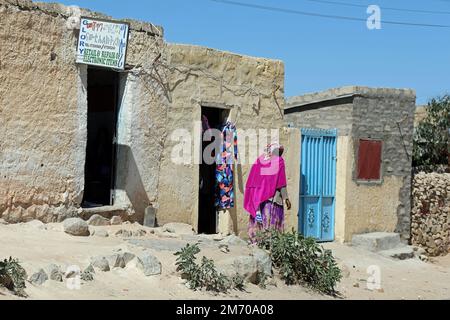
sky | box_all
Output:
[39,0,450,105]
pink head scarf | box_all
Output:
[244,143,287,218]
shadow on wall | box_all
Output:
[115,144,151,224]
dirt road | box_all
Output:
[0,221,449,300]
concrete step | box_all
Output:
[379,246,415,260]
[352,232,401,252]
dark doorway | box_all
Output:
[198,107,229,234]
[82,68,119,208]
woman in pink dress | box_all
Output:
[244,143,291,243]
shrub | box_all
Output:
[174,243,245,293]
[0,257,28,297]
[256,230,342,296]
[413,95,450,169]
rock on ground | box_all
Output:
[81,270,94,282]
[29,269,48,285]
[115,229,147,238]
[136,252,162,276]
[90,256,110,272]
[216,249,272,284]
[121,252,136,265]
[87,214,111,226]
[115,229,133,238]
[84,264,95,274]
[251,248,272,276]
[221,235,248,246]
[217,256,258,283]
[92,229,109,237]
[127,238,187,252]
[23,220,47,230]
[63,218,90,237]
[106,254,126,269]
[110,216,123,225]
[45,264,63,282]
[162,223,194,235]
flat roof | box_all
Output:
[286,86,416,110]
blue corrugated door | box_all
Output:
[299,129,337,242]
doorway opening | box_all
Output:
[198,106,230,234]
[82,68,120,208]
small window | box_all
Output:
[357,139,382,181]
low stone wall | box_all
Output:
[411,172,450,256]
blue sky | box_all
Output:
[40,0,450,105]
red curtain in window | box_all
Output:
[357,139,382,180]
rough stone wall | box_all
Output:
[0,0,83,222]
[411,173,450,256]
[0,0,166,223]
[284,101,354,136]
[351,90,415,241]
[157,43,289,236]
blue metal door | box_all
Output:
[299,128,337,242]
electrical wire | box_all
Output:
[305,0,450,15]
[207,0,450,28]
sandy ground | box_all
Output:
[0,221,449,300]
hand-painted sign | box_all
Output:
[76,17,129,70]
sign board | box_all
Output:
[76,17,129,70]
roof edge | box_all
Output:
[286,86,416,110]
[1,0,163,37]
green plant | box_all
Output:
[174,243,245,293]
[231,274,245,291]
[413,95,450,168]
[256,229,342,296]
[256,272,268,289]
[199,256,229,292]
[0,257,28,297]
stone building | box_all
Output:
[0,0,416,243]
[0,0,299,238]
[285,86,416,242]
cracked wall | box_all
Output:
[157,43,293,236]
[0,0,167,223]
[0,0,298,234]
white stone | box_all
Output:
[29,269,48,285]
[136,252,162,276]
[45,264,63,282]
[23,219,47,230]
[162,223,194,235]
[87,214,110,226]
[110,216,123,225]
[63,218,90,236]
[90,256,110,272]
[92,229,109,238]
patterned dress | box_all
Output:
[215,122,238,209]
[247,188,288,244]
